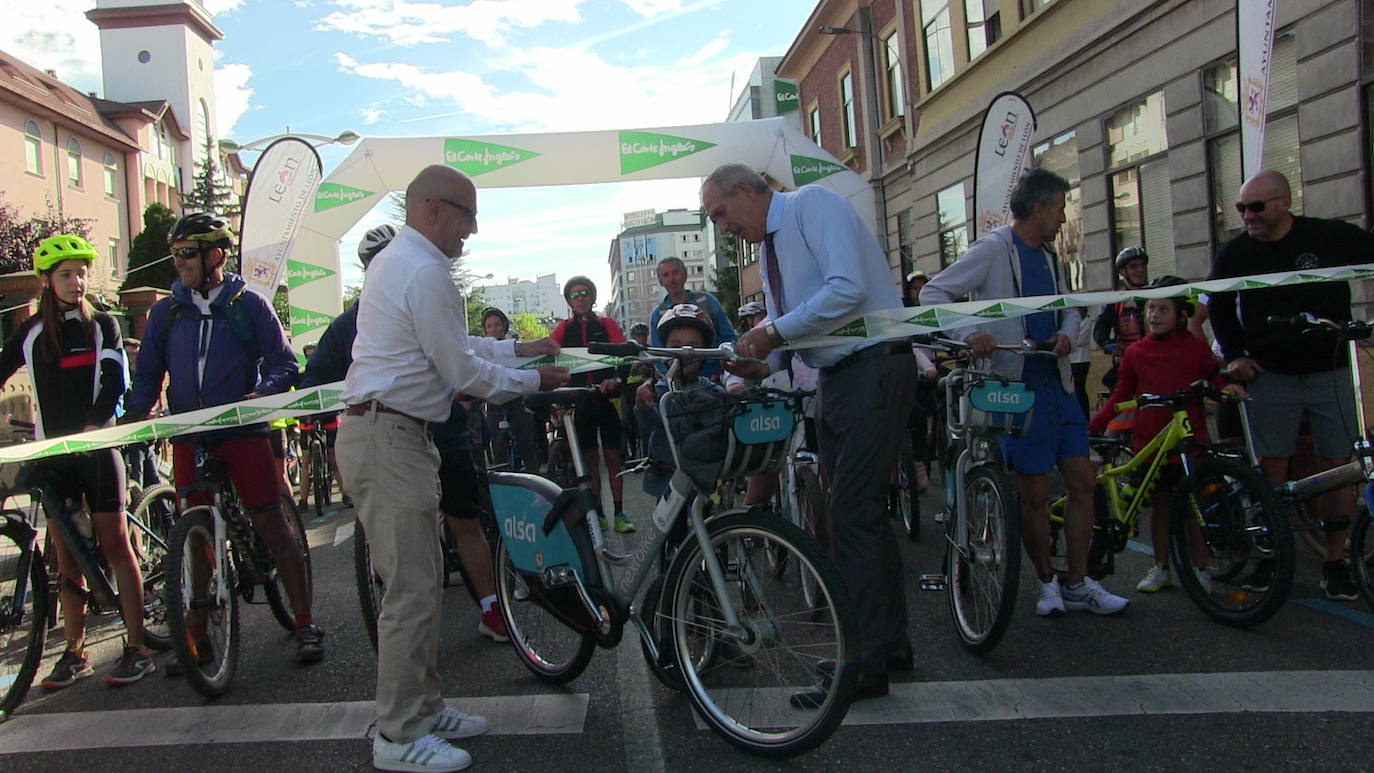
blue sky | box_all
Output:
[9,0,815,302]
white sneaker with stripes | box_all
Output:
[428,707,489,740]
[373,733,471,772]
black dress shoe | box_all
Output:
[790,671,888,709]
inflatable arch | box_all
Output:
[285,116,873,347]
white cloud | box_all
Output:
[678,32,728,68]
[214,63,255,137]
[616,0,683,16]
[2,2,104,94]
[359,106,388,125]
[315,0,586,47]
[202,0,247,14]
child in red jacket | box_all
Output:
[1089,282,1223,594]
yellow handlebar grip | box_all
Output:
[1115,400,1137,413]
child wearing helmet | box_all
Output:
[1089,276,1231,594]
[636,304,723,499]
[0,235,155,686]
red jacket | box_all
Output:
[1088,330,1219,454]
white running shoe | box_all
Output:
[428,707,489,740]
[1062,577,1130,615]
[1036,576,1066,617]
[373,733,470,772]
[1136,565,1171,593]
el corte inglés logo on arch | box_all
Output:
[790,154,846,186]
[290,307,335,336]
[314,183,376,212]
[444,138,541,176]
[619,131,716,174]
[286,259,336,289]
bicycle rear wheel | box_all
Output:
[166,508,239,698]
[947,465,1021,654]
[310,441,330,519]
[0,519,47,722]
[546,439,575,488]
[265,496,313,633]
[129,485,178,650]
[891,439,920,541]
[353,520,384,651]
[1352,502,1374,613]
[494,536,595,684]
[1170,457,1293,628]
[663,511,856,758]
[794,466,826,611]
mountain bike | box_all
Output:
[0,453,175,721]
[917,335,1053,653]
[1051,381,1292,627]
[165,444,311,697]
[299,417,333,518]
[492,341,857,758]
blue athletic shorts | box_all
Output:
[1001,360,1089,475]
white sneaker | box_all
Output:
[1036,576,1066,617]
[1062,577,1130,615]
[1194,568,1213,595]
[1136,565,1171,593]
[428,707,489,740]
[373,733,470,772]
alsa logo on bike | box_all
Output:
[503,516,538,544]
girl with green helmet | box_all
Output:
[0,235,156,687]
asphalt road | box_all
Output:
[3,475,1374,772]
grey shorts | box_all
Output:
[1246,368,1358,459]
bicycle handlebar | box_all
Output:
[1113,378,1235,414]
[1266,313,1373,341]
[588,340,768,368]
[912,334,1058,358]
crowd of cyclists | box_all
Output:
[3,161,1369,768]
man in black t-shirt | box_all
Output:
[1208,170,1374,601]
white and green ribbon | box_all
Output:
[0,263,1367,464]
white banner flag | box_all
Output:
[238,137,323,300]
[1237,0,1278,181]
[973,92,1036,239]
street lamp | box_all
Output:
[219,130,360,154]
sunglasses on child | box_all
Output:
[1234,195,1283,215]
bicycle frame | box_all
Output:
[1065,407,1197,532]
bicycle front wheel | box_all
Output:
[663,511,856,758]
[265,496,313,633]
[892,439,920,541]
[494,536,595,684]
[0,519,47,722]
[166,508,239,698]
[947,464,1021,654]
[353,520,384,651]
[310,441,330,519]
[1169,457,1293,628]
[129,485,178,650]
[1352,501,1374,613]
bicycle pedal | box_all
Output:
[919,574,947,591]
[933,511,949,524]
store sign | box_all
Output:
[774,80,799,113]
[791,154,846,185]
[619,131,716,174]
[314,182,376,213]
[444,138,541,176]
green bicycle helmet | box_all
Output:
[33,234,98,275]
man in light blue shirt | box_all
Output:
[703,163,916,705]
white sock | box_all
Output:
[481,595,496,614]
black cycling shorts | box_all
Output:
[438,449,484,519]
[573,396,622,452]
[35,448,125,514]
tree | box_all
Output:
[0,194,94,275]
[511,312,549,341]
[121,203,179,291]
[464,286,486,335]
[181,135,241,219]
[273,287,290,328]
[710,232,742,320]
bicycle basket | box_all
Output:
[961,378,1036,437]
[661,389,795,492]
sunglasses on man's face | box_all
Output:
[170,246,206,260]
[1234,195,1283,215]
[568,289,592,300]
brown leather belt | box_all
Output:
[345,401,424,425]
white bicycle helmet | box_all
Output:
[737,301,767,319]
[358,223,398,265]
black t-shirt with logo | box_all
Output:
[1208,216,1374,374]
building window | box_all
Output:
[921,0,955,90]
[1033,131,1084,290]
[66,137,82,188]
[1204,29,1300,242]
[881,28,904,119]
[840,70,858,148]
[108,238,119,274]
[1107,91,1174,276]
[966,0,989,60]
[897,208,915,277]
[1020,0,1053,18]
[197,98,212,159]
[24,120,43,175]
[809,104,822,144]
[103,153,118,197]
[936,182,969,268]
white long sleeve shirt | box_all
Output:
[340,225,539,421]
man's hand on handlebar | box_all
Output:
[536,366,571,391]
[723,359,769,381]
[964,332,996,358]
[1225,356,1263,383]
[1050,334,1072,358]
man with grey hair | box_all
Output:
[648,255,736,372]
[704,162,917,705]
[922,167,1129,619]
[338,164,569,772]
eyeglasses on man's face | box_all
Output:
[434,197,478,222]
[1235,195,1283,215]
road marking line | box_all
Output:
[616,633,667,773]
[1297,598,1374,629]
[692,670,1374,730]
[0,693,588,755]
[332,521,355,547]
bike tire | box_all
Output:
[947,464,1021,654]
[0,519,48,722]
[129,485,179,651]
[265,496,313,633]
[1169,457,1294,628]
[494,535,595,684]
[1352,503,1374,613]
[546,439,575,488]
[310,441,329,519]
[166,508,239,698]
[893,442,920,541]
[795,465,826,611]
[663,511,856,758]
[353,520,384,651]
